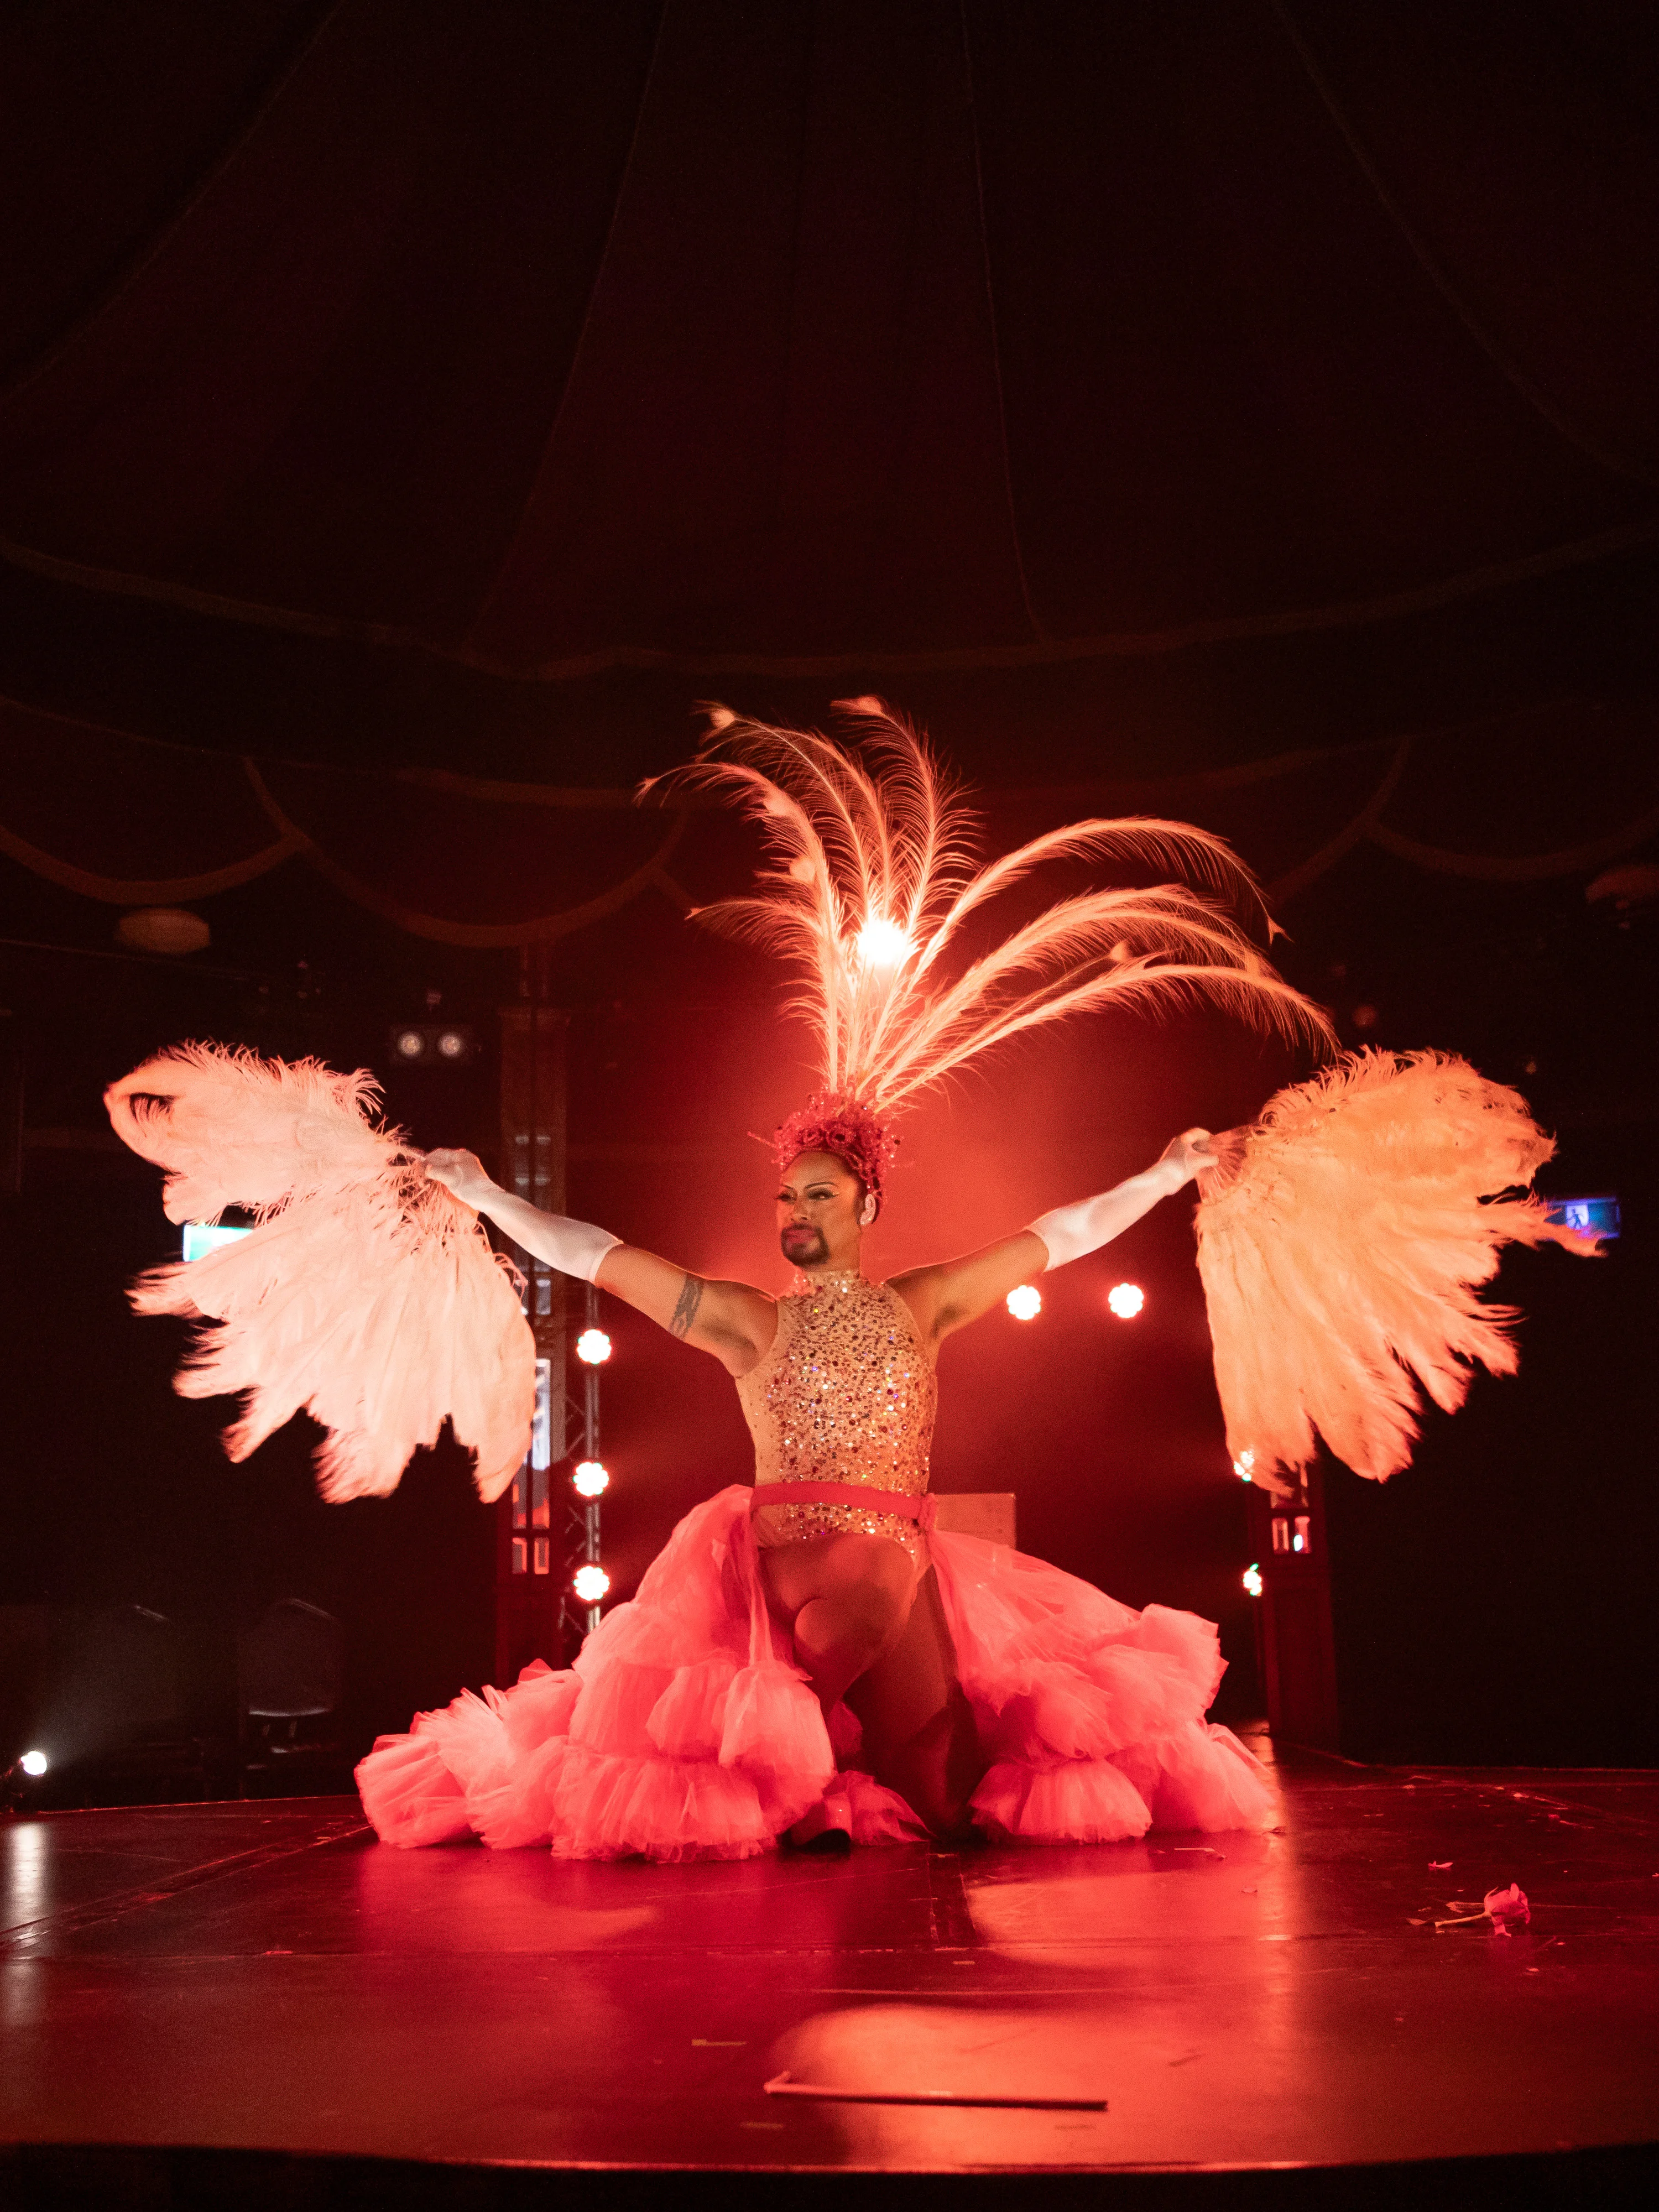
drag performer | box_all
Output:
[106,702,1594,1861]
[357,701,1326,1856]
[387,1110,1242,1852]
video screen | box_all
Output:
[1545,1196,1620,1241]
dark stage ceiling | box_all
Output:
[0,0,1656,801]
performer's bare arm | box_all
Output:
[592,1245,778,1376]
[424,1150,777,1376]
[890,1129,1214,1349]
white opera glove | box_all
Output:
[424,1149,620,1284]
[1027,1130,1212,1271]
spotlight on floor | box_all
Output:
[1107,1281,1144,1319]
[1006,1284,1042,1321]
[3,1749,49,1809]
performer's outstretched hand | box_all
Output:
[1156,1128,1214,1187]
[423,1147,498,1208]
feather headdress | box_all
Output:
[106,1045,534,1503]
[643,697,1334,1189]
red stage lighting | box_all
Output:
[1005,1284,1042,1321]
[572,1460,609,1498]
[576,1328,612,1365]
[572,1563,610,1603]
[1107,1282,1144,1319]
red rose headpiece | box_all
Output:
[772,1091,899,1205]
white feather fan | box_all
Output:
[106,1045,533,1502]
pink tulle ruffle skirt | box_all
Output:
[356,1485,1274,1859]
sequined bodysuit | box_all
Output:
[738,1270,937,1569]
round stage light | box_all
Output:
[393,1027,427,1061]
[1242,1563,1263,1599]
[855,913,912,969]
[572,1460,609,1498]
[1233,1449,1256,1482]
[1107,1281,1144,1319]
[20,1750,48,1777]
[435,1028,468,1061]
[576,1327,612,1366]
[1006,1284,1042,1321]
[572,1563,611,1603]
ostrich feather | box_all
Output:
[1193,1050,1600,1495]
[107,1045,389,1222]
[641,699,1333,1117]
[107,1044,533,1502]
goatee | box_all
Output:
[781,1227,829,1267]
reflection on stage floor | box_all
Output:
[3,1736,1657,2185]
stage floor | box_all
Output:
[3,1738,1657,2180]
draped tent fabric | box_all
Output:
[3,692,1655,948]
[0,695,691,950]
[240,760,691,949]
[0,699,298,903]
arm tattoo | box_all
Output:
[669,1274,705,1341]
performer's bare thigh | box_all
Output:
[758,1536,987,1830]
[757,1530,916,1635]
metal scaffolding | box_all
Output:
[560,1281,606,1650]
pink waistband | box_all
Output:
[750,1479,937,1531]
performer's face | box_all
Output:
[777,1150,867,1271]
